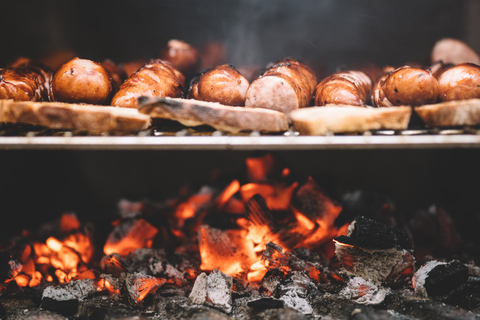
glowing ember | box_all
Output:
[104,218,158,256]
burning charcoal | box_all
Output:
[338,277,391,305]
[125,272,166,306]
[189,269,233,313]
[100,253,126,277]
[103,218,158,256]
[121,248,166,275]
[277,271,316,314]
[413,260,469,297]
[293,176,342,223]
[198,225,255,276]
[247,297,284,309]
[334,216,415,285]
[0,248,23,283]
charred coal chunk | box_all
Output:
[414,260,469,297]
[292,176,342,221]
[40,297,79,317]
[424,261,469,296]
[0,249,22,283]
[335,215,412,250]
[247,297,284,309]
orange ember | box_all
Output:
[104,218,158,256]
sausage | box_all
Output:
[51,57,113,105]
[187,64,249,106]
[431,38,480,66]
[111,59,185,109]
[314,71,372,107]
[437,63,480,102]
[245,58,317,113]
[0,58,52,102]
[100,59,127,91]
[159,39,200,78]
[122,59,148,78]
[375,66,439,107]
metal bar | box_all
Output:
[1,135,480,150]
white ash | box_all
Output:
[150,259,164,274]
[339,277,391,305]
[42,279,97,301]
[413,260,447,297]
[189,269,233,313]
[165,264,186,285]
[335,243,415,285]
[278,271,314,315]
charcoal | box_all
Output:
[125,272,166,306]
[40,297,79,317]
[9,309,67,320]
[292,176,342,221]
[334,216,415,285]
[249,307,310,320]
[381,289,480,320]
[189,269,233,313]
[277,271,316,314]
[414,260,469,297]
[42,279,97,302]
[335,216,411,250]
[0,249,23,282]
[338,277,391,305]
[0,301,6,318]
[247,297,284,309]
[103,310,149,320]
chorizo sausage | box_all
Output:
[437,63,480,102]
[314,71,372,107]
[187,64,249,106]
[51,57,113,105]
[111,59,185,109]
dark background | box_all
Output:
[1,0,479,73]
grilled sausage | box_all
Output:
[314,71,372,107]
[111,59,185,109]
[51,57,113,105]
[159,39,200,78]
[100,59,127,91]
[431,38,480,66]
[187,64,249,106]
[375,66,439,107]
[437,63,480,102]
[245,58,317,113]
[0,58,52,101]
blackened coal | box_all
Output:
[40,297,79,317]
[424,261,469,296]
[335,215,412,250]
[247,297,284,309]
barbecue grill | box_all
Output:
[1,1,480,319]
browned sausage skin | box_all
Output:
[245,58,317,113]
[187,64,249,106]
[159,39,200,78]
[315,71,372,107]
[374,66,439,107]
[100,59,127,92]
[0,58,52,102]
[51,57,113,105]
[111,59,185,109]
[437,63,480,102]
